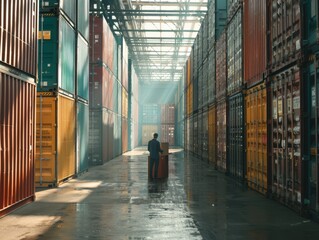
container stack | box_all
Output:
[301,0,319,218]
[37,0,89,186]
[268,0,302,210]
[88,13,123,165]
[0,0,38,216]
[121,39,129,153]
[175,78,185,147]
[243,0,268,195]
[160,104,175,146]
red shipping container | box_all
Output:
[89,64,114,110]
[0,0,38,76]
[244,0,267,87]
[89,15,114,72]
[0,71,36,217]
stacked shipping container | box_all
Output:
[0,0,38,216]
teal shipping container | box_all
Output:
[77,101,89,174]
[77,0,89,41]
[38,15,75,95]
[77,34,89,101]
[40,0,76,24]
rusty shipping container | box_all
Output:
[160,124,175,146]
[216,30,227,100]
[89,64,114,110]
[208,105,217,167]
[161,104,175,124]
[243,0,267,88]
[245,83,268,195]
[228,92,245,180]
[303,55,319,216]
[269,0,301,73]
[0,0,38,76]
[142,125,159,146]
[36,92,76,187]
[270,65,302,208]
[89,15,115,72]
[227,8,243,96]
[216,100,227,172]
[0,71,36,217]
[89,108,114,165]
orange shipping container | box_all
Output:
[208,105,217,167]
[36,92,76,187]
[245,83,267,195]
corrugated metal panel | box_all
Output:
[77,101,89,174]
[207,49,216,104]
[161,104,175,124]
[245,83,267,195]
[160,124,175,146]
[89,64,114,110]
[77,0,89,41]
[217,100,227,172]
[243,0,267,87]
[228,0,242,20]
[208,0,227,49]
[89,15,115,72]
[0,0,38,76]
[40,0,76,25]
[269,0,301,72]
[227,8,243,96]
[208,105,217,167]
[228,92,245,180]
[0,72,36,217]
[38,15,76,94]
[113,78,122,115]
[270,65,302,207]
[122,118,128,153]
[77,34,89,101]
[216,30,227,100]
[122,88,128,118]
[142,125,159,145]
[36,93,76,187]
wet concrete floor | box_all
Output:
[1,148,319,240]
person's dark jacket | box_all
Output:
[148,138,163,159]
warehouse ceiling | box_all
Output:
[91,0,207,84]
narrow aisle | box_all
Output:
[1,148,319,240]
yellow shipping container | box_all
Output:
[208,105,216,167]
[36,92,76,187]
[245,83,267,195]
[142,125,158,145]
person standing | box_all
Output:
[148,133,163,180]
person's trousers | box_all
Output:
[149,157,159,179]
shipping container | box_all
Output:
[202,14,209,61]
[122,88,128,118]
[216,30,227,100]
[303,55,319,216]
[160,124,175,146]
[185,118,191,151]
[216,100,227,172]
[207,48,216,104]
[89,108,114,165]
[142,104,160,124]
[121,38,129,91]
[114,78,122,115]
[227,92,245,180]
[270,65,302,208]
[245,83,267,194]
[77,0,89,41]
[243,0,267,88]
[40,0,76,25]
[269,0,301,73]
[193,75,199,112]
[193,113,200,156]
[227,8,243,96]
[89,15,115,72]
[76,101,89,174]
[77,34,89,101]
[38,15,76,94]
[0,0,38,76]
[198,65,203,108]
[0,71,36,217]
[36,92,76,187]
[197,26,203,70]
[228,0,242,20]
[202,59,209,106]
[89,63,114,110]
[122,117,128,153]
[201,110,209,161]
[161,104,175,124]
[142,125,159,145]
[302,0,319,52]
[208,105,217,167]
[207,0,227,50]
[113,114,122,157]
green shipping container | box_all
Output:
[77,0,89,40]
[77,101,89,174]
[40,0,76,24]
[77,34,89,101]
[38,15,76,94]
